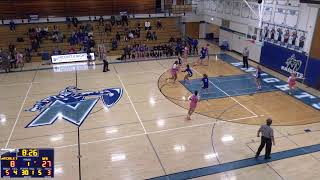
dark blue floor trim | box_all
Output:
[148,144,320,180]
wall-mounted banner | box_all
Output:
[260,42,307,78]
[51,53,95,64]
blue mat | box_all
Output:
[181,74,278,100]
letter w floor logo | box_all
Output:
[26,99,98,128]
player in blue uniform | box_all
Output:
[201,74,209,95]
[194,46,209,66]
[182,64,193,83]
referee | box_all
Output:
[255,118,275,160]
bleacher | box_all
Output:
[0,17,181,62]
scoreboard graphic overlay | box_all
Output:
[1,148,54,178]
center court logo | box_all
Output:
[281,54,303,78]
[26,86,123,128]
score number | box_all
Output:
[17,149,38,157]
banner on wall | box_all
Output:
[260,42,307,78]
[261,42,320,88]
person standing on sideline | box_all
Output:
[242,47,249,69]
[102,53,110,72]
[255,118,275,160]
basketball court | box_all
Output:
[0,41,320,180]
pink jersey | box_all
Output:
[16,53,23,64]
[171,64,178,75]
[288,76,296,87]
[189,94,199,109]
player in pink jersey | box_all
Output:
[186,90,199,120]
[288,73,304,94]
[183,46,189,64]
[167,61,179,83]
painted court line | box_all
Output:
[4,82,33,149]
[53,115,259,149]
[148,143,320,180]
[192,68,257,116]
[116,74,147,134]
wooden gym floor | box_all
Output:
[1,44,320,180]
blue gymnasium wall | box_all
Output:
[260,42,320,89]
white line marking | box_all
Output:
[53,115,261,149]
[193,68,257,116]
[54,133,146,149]
[4,82,33,149]
[116,74,147,134]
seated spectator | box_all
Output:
[116,16,122,26]
[53,25,59,34]
[128,31,134,40]
[145,20,151,30]
[110,16,116,26]
[104,23,112,33]
[9,20,15,32]
[137,22,141,30]
[169,37,175,43]
[156,20,162,29]
[24,48,32,63]
[68,46,76,54]
[36,26,41,34]
[111,39,118,50]
[52,46,62,55]
[98,16,104,26]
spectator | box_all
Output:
[169,37,175,43]
[146,30,152,41]
[116,16,122,26]
[151,31,157,41]
[24,48,31,63]
[68,46,76,54]
[8,43,15,59]
[104,23,112,34]
[121,15,129,26]
[137,22,141,30]
[156,20,162,29]
[111,39,118,50]
[116,32,121,42]
[72,17,79,27]
[102,53,110,72]
[36,26,41,34]
[0,50,10,73]
[145,20,151,30]
[98,16,104,26]
[110,16,116,26]
[128,31,134,40]
[135,28,141,38]
[192,39,199,55]
[52,46,62,55]
[9,20,16,32]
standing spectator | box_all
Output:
[151,31,157,41]
[8,43,15,59]
[137,22,141,30]
[146,30,152,41]
[102,53,110,72]
[116,32,121,42]
[110,16,116,26]
[9,20,16,32]
[242,47,249,69]
[121,15,129,26]
[25,48,31,63]
[111,39,118,50]
[145,20,151,30]
[192,39,199,55]
[98,16,104,26]
[116,16,122,26]
[156,20,162,29]
[255,118,275,160]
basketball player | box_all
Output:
[255,66,262,90]
[186,90,199,120]
[168,61,179,83]
[288,73,304,94]
[183,46,189,64]
[182,64,193,83]
[201,74,209,96]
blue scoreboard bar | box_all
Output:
[1,148,54,178]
